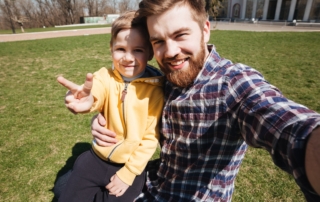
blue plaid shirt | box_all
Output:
[136,45,320,201]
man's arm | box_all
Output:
[91,113,118,146]
[305,127,320,195]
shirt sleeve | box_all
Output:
[90,68,109,113]
[228,63,320,197]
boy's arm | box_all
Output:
[57,73,94,113]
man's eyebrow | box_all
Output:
[149,27,191,42]
[172,27,190,35]
[149,36,160,42]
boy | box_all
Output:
[57,10,164,202]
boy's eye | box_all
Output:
[116,48,125,52]
[135,49,144,53]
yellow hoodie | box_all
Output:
[90,65,164,186]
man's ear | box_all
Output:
[203,20,211,43]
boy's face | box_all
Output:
[112,28,151,78]
[146,4,210,87]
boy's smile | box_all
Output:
[112,28,150,78]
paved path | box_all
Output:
[0,23,319,42]
[0,27,111,42]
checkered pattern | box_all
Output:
[135,46,320,202]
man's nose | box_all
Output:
[164,40,180,58]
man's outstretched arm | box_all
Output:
[305,127,320,195]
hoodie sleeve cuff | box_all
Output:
[116,166,136,186]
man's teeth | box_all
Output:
[171,59,185,66]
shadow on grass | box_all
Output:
[51,142,91,202]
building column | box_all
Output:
[303,0,313,21]
[262,0,270,20]
[252,0,258,19]
[274,0,283,20]
[288,0,297,21]
[241,0,248,19]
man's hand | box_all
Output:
[91,113,118,146]
[305,127,320,195]
[106,174,129,197]
[57,73,94,114]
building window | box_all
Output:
[233,3,241,18]
[246,0,254,19]
[294,0,308,20]
[309,0,320,21]
[280,0,292,20]
[256,0,265,19]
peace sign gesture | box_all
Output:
[57,73,94,114]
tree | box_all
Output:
[56,0,72,24]
[205,0,224,19]
[118,0,131,13]
[11,15,28,32]
[0,0,17,33]
[205,0,224,28]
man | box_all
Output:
[88,0,320,201]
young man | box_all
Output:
[90,0,320,201]
[56,11,164,201]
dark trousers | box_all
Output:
[58,149,146,202]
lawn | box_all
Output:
[0,30,319,201]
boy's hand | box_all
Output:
[106,174,129,197]
[57,73,94,114]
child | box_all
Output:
[57,10,164,202]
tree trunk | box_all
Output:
[4,0,16,33]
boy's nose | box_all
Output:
[123,52,134,61]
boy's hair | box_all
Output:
[137,0,208,31]
[110,10,152,56]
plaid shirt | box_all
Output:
[135,45,320,201]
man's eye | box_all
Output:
[135,49,144,52]
[177,33,186,38]
[116,48,125,51]
[153,40,163,45]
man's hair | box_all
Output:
[110,10,152,54]
[137,0,208,30]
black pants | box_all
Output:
[58,149,146,202]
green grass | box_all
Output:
[0,24,110,34]
[0,31,319,201]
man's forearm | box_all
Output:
[305,127,320,195]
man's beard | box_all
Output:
[158,41,206,88]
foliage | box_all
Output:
[205,0,224,19]
[0,0,137,32]
[0,31,319,201]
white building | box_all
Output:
[217,0,320,22]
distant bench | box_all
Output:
[294,22,320,27]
